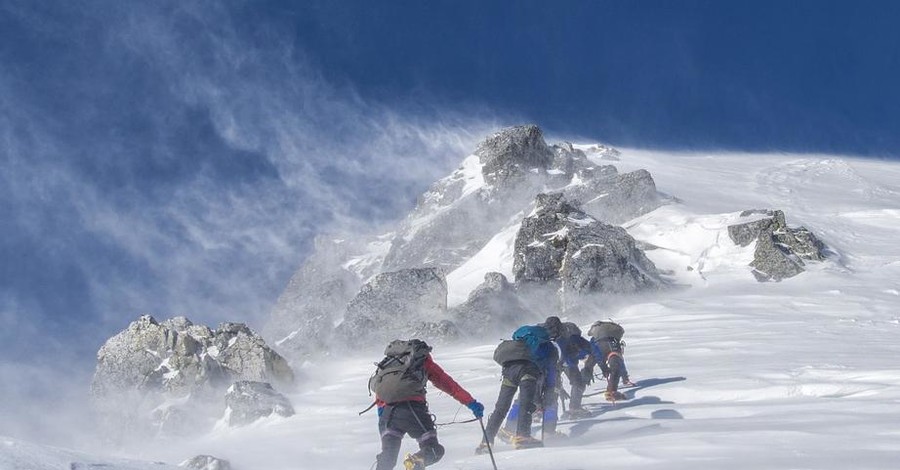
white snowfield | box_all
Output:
[4,148,900,469]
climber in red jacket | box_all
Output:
[369,339,484,470]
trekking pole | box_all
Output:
[478,417,499,470]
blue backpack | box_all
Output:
[512,325,551,361]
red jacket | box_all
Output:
[376,354,474,407]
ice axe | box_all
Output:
[477,417,499,470]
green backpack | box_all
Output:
[368,339,432,404]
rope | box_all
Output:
[435,417,479,427]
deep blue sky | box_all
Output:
[282,0,900,155]
[1,0,899,428]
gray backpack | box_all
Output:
[588,320,625,340]
[368,339,432,404]
[492,339,533,366]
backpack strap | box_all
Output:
[358,400,378,415]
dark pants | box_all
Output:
[484,361,540,442]
[606,354,626,393]
[504,375,559,435]
[376,401,445,470]
[563,365,586,409]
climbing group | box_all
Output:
[365,317,633,470]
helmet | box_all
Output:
[541,316,562,339]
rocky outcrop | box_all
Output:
[728,209,828,281]
[514,193,663,294]
[93,315,293,398]
[334,267,451,346]
[566,168,660,224]
[92,315,294,439]
[224,381,294,427]
[267,124,663,361]
[381,126,556,273]
[380,126,661,273]
[450,272,536,337]
[476,124,555,187]
[180,455,232,470]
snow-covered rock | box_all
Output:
[728,209,828,281]
[179,455,232,470]
[514,193,663,294]
[223,381,294,427]
[334,267,451,346]
[476,124,555,188]
[92,315,293,439]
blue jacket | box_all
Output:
[555,334,596,369]
[535,341,558,388]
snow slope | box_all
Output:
[4,148,900,469]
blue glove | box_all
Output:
[467,400,484,418]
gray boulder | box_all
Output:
[180,455,232,470]
[224,381,294,427]
[728,209,828,281]
[212,322,295,388]
[450,272,537,338]
[476,124,554,187]
[92,316,228,399]
[92,315,294,439]
[514,193,663,294]
[334,267,450,346]
[563,166,660,224]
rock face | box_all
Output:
[224,381,294,427]
[93,315,293,398]
[180,455,232,470]
[514,193,663,294]
[476,124,555,187]
[728,209,828,281]
[265,124,663,361]
[334,267,452,347]
[450,272,537,337]
[380,125,661,273]
[92,315,294,439]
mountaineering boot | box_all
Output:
[622,377,636,387]
[511,435,544,450]
[475,441,491,455]
[403,453,425,470]
[497,427,515,444]
[604,390,627,402]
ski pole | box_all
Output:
[478,417,499,470]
